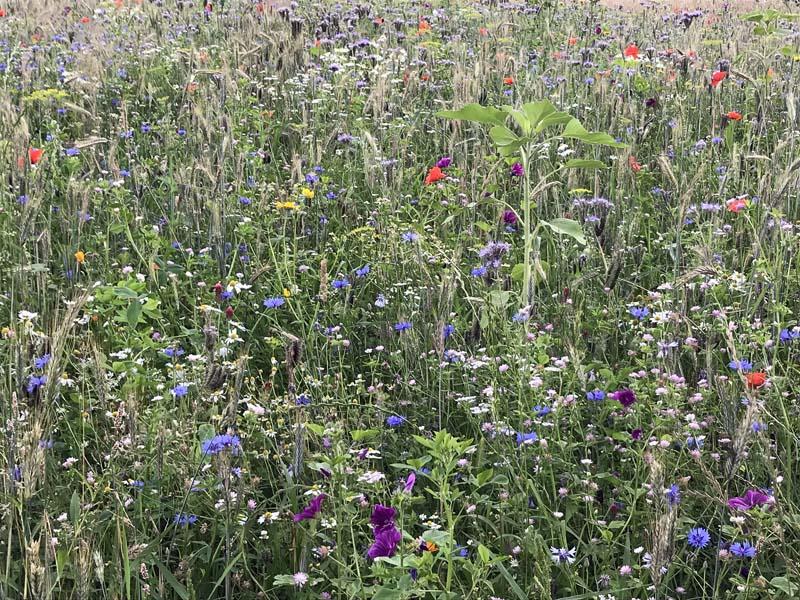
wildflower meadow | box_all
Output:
[2,0,800,598]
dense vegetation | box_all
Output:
[1,1,800,598]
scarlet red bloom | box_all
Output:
[624,44,639,59]
[726,196,749,213]
[418,20,431,33]
[711,70,727,88]
[80,16,91,23]
[503,76,514,86]
[726,111,742,121]
[567,37,577,46]
[478,27,488,36]
[28,148,43,165]
[424,166,446,185]
[746,372,767,388]
[628,155,642,173]
[0,8,6,17]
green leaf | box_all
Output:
[155,562,190,600]
[436,103,507,126]
[771,577,799,597]
[477,544,491,564]
[563,159,606,170]
[501,106,531,136]
[521,100,557,128]
[542,218,587,245]
[126,300,143,328]
[562,119,627,148]
[495,559,527,600]
[351,429,379,442]
[113,286,140,299]
[534,111,573,133]
[70,491,80,526]
[510,263,525,283]
[489,125,520,147]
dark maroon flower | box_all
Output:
[436,156,452,168]
[727,489,772,511]
[502,210,518,225]
[611,388,636,408]
[293,493,326,522]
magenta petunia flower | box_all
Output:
[367,504,401,560]
[293,493,326,522]
[727,489,772,511]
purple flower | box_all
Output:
[502,210,518,225]
[727,489,772,511]
[611,388,636,408]
[403,472,416,494]
[510,162,524,177]
[436,156,452,168]
[368,505,401,560]
[293,494,326,522]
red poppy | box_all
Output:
[746,372,767,388]
[624,44,639,59]
[628,155,642,173]
[28,147,43,165]
[0,8,6,17]
[567,37,578,46]
[726,111,742,121]
[80,16,91,23]
[424,166,446,185]
[711,70,727,87]
[503,76,514,86]
[726,196,749,212]
[418,20,431,33]
[478,27,488,36]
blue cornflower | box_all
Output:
[332,278,350,289]
[471,266,487,277]
[729,541,756,558]
[586,390,605,402]
[296,394,311,406]
[355,264,370,278]
[443,324,455,339]
[238,196,252,205]
[172,384,189,397]
[686,436,704,450]
[533,405,551,417]
[263,297,285,309]
[629,306,650,319]
[163,347,184,358]
[34,353,51,369]
[201,434,241,456]
[728,359,753,372]
[687,527,710,549]
[780,328,800,343]
[666,484,681,507]
[394,321,412,332]
[516,431,539,445]
[65,147,80,157]
[401,231,419,243]
[220,291,234,301]
[386,415,404,427]
[27,375,47,394]
[173,513,198,527]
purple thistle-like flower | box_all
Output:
[436,156,452,168]
[502,210,518,225]
[727,489,772,511]
[611,388,636,408]
[510,162,524,177]
[293,494,326,522]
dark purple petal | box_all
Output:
[293,493,326,522]
[370,504,397,528]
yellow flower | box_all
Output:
[301,188,314,199]
[283,288,292,298]
[74,250,86,263]
[276,200,299,211]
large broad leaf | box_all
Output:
[562,119,627,148]
[489,125,520,147]
[564,159,606,169]
[543,218,587,245]
[501,106,531,136]
[534,110,574,133]
[521,100,558,128]
[436,103,507,126]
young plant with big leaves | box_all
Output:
[436,100,626,305]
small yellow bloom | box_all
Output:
[276,200,299,210]
[74,250,86,263]
[301,188,314,199]
[282,288,292,298]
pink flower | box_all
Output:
[727,489,772,511]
